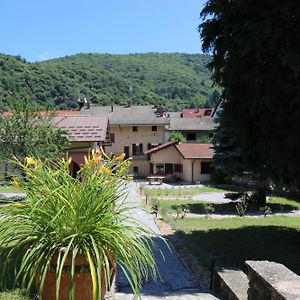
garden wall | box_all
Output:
[216,260,300,300]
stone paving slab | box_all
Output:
[107,291,219,299]
[119,183,200,296]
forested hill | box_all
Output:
[0,53,220,111]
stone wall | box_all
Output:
[215,261,300,300]
[245,260,300,300]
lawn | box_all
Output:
[0,290,28,300]
[158,196,300,215]
[169,216,300,275]
[144,185,237,198]
[0,185,22,193]
[0,248,29,299]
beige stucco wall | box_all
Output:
[149,146,212,183]
[131,160,149,178]
[150,146,181,165]
[103,124,165,177]
[106,125,166,156]
[183,159,211,183]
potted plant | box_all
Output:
[0,149,159,299]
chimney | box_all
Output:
[77,99,84,110]
[155,106,165,117]
[84,98,91,109]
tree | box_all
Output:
[169,132,186,143]
[0,98,68,175]
[200,0,300,204]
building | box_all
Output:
[146,141,214,183]
[166,108,216,143]
[80,103,169,177]
[53,115,110,176]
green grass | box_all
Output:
[145,185,235,198]
[0,290,28,300]
[169,216,300,274]
[158,197,300,215]
[0,186,22,193]
[0,248,30,299]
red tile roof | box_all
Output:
[145,141,214,159]
[53,116,108,142]
[175,143,214,159]
[144,141,178,154]
[50,110,80,116]
[182,108,213,118]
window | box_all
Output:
[133,166,139,173]
[132,143,143,155]
[132,144,137,155]
[156,163,164,174]
[201,162,212,174]
[165,164,174,174]
[174,164,183,173]
[132,126,138,132]
[152,126,157,131]
[187,132,196,141]
[110,133,115,143]
[139,143,143,154]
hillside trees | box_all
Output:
[0,53,219,111]
[200,0,300,203]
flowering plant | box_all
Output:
[0,149,158,299]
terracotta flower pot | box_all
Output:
[39,253,114,300]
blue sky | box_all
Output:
[0,0,207,62]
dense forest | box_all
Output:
[0,53,220,111]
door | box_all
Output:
[124,146,130,159]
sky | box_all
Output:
[0,0,207,62]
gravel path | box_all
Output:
[191,192,229,203]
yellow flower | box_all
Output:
[12,178,20,189]
[114,153,126,161]
[92,156,101,164]
[25,157,37,167]
[99,166,112,175]
[100,146,109,159]
[104,179,114,184]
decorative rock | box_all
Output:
[245,260,300,300]
[0,193,26,202]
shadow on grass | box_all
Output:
[171,202,298,215]
[174,226,300,274]
[0,247,35,299]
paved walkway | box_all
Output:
[112,182,219,299]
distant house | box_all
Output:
[80,103,169,177]
[145,141,214,183]
[166,108,216,143]
[53,115,110,176]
